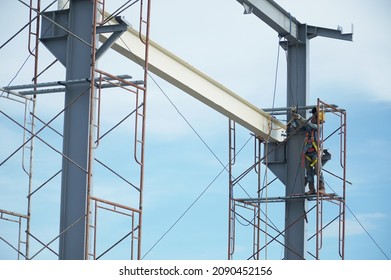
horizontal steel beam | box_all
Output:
[236,1,353,43]
[234,193,338,203]
[0,208,29,220]
[307,25,353,41]
[1,75,142,95]
[100,27,286,142]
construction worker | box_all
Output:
[293,107,326,195]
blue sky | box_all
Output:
[0,0,390,260]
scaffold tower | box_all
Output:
[228,99,348,259]
[0,0,151,260]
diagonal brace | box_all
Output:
[95,16,130,60]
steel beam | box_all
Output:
[283,24,309,260]
[1,76,139,95]
[236,1,353,44]
[307,25,353,41]
[236,0,300,42]
[100,27,286,142]
[40,0,97,260]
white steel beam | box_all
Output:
[236,0,300,42]
[100,27,286,142]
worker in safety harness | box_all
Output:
[293,107,326,195]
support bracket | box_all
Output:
[95,16,130,60]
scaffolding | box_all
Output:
[1,1,351,261]
[0,0,151,260]
[228,99,347,260]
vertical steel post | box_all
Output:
[341,110,347,259]
[284,24,309,260]
[227,119,236,259]
[84,0,100,260]
[58,0,96,260]
[25,0,41,259]
[315,100,323,259]
[254,137,261,260]
[136,0,152,259]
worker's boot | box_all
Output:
[319,181,326,194]
[305,182,316,195]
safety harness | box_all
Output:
[305,129,319,167]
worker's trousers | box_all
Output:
[305,152,324,183]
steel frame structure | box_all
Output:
[1,0,351,261]
[231,0,352,260]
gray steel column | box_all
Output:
[59,0,95,260]
[284,24,309,260]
